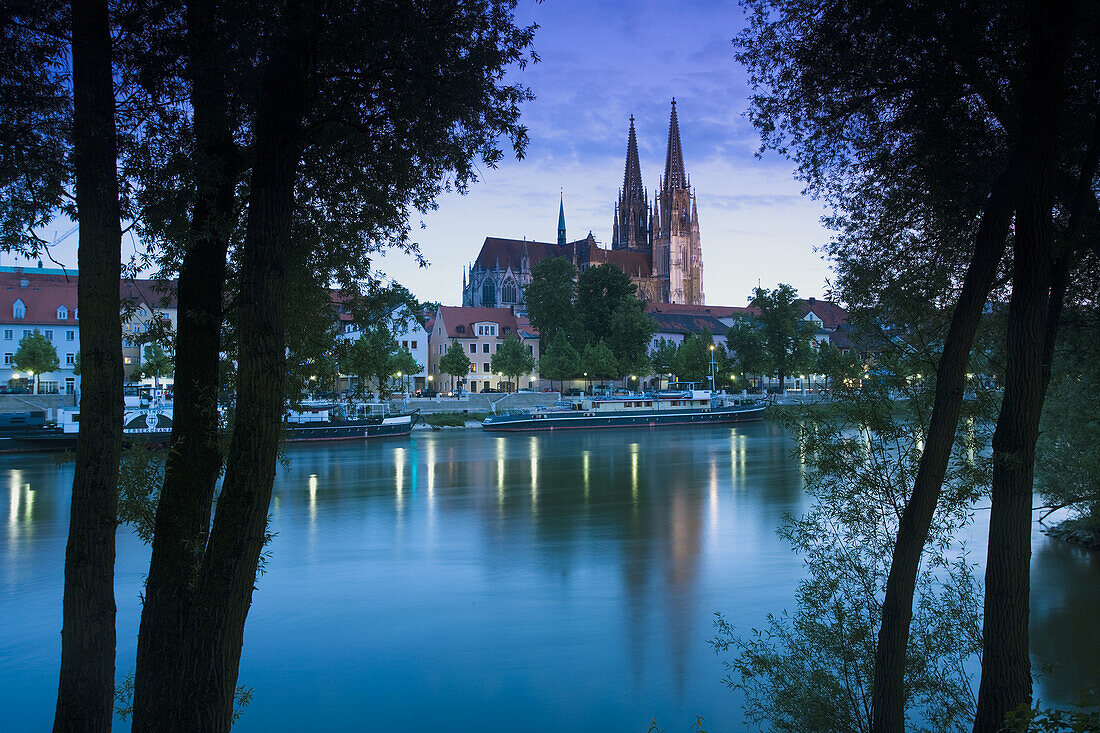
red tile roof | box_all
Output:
[798,299,848,329]
[436,306,538,340]
[645,302,759,318]
[1,271,176,325]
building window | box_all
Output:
[44,330,53,340]
[469,343,476,354]
[526,345,533,354]
[469,363,477,373]
[22,329,30,339]
[65,378,74,395]
[483,362,491,372]
[411,340,417,349]
[3,329,10,340]
[502,281,517,303]
[124,357,132,365]
[482,343,489,353]
[74,309,78,320]
[66,353,75,365]
[57,306,68,320]
[481,282,496,306]
[67,330,75,341]
[13,299,25,319]
[3,353,11,365]
[495,343,500,352]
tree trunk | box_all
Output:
[53,0,124,730]
[871,3,1073,730]
[167,9,313,728]
[973,9,1079,724]
[130,0,238,726]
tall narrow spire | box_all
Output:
[612,115,651,251]
[557,190,567,246]
[663,98,686,190]
[622,115,644,202]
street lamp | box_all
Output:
[708,344,716,391]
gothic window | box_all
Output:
[57,306,68,320]
[13,299,25,319]
[482,282,496,306]
[502,280,517,303]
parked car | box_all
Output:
[563,388,584,397]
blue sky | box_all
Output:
[8,0,833,307]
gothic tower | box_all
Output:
[611,115,651,251]
[652,99,704,305]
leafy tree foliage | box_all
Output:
[674,331,713,384]
[581,340,617,385]
[132,343,175,389]
[438,340,472,388]
[608,298,655,378]
[649,338,679,384]
[13,328,59,393]
[523,257,578,345]
[537,332,580,390]
[714,353,993,733]
[391,347,421,394]
[726,317,772,388]
[576,263,637,344]
[750,284,814,390]
[490,334,535,391]
[814,341,862,391]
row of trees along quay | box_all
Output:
[3,0,537,730]
[2,1,1098,732]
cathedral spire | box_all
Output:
[663,98,686,190]
[557,190,567,246]
[622,115,644,202]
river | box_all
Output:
[2,425,1097,730]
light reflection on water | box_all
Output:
[0,425,1097,731]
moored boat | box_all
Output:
[284,402,418,442]
[481,384,765,432]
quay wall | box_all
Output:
[0,394,77,419]
[392,392,561,415]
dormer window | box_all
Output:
[57,305,68,320]
[456,325,465,334]
[13,299,25,319]
[74,308,78,320]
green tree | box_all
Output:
[581,340,617,389]
[649,338,679,387]
[814,340,862,391]
[576,263,636,344]
[13,328,60,394]
[340,326,399,398]
[607,298,655,379]
[537,332,580,391]
[439,339,472,392]
[750,285,814,391]
[128,4,538,725]
[490,334,535,392]
[674,331,713,384]
[726,317,772,390]
[391,346,421,395]
[132,343,175,392]
[736,0,1099,727]
[523,256,578,345]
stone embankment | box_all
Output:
[392,391,561,415]
[0,394,76,420]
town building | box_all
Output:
[462,100,705,311]
[336,302,430,393]
[1,266,178,395]
[427,306,540,393]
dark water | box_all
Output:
[1,426,1097,731]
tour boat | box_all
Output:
[1,401,417,453]
[480,384,766,432]
[283,402,418,442]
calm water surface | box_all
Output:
[1,425,1097,731]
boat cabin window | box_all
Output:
[645,401,652,407]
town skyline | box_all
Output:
[8,0,833,307]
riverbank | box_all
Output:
[1043,517,1100,552]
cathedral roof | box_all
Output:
[472,236,653,278]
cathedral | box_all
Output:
[462,100,705,310]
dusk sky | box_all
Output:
[8,0,834,307]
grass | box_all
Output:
[421,411,488,427]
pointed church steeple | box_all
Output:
[612,115,651,251]
[557,191,567,246]
[663,98,686,191]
